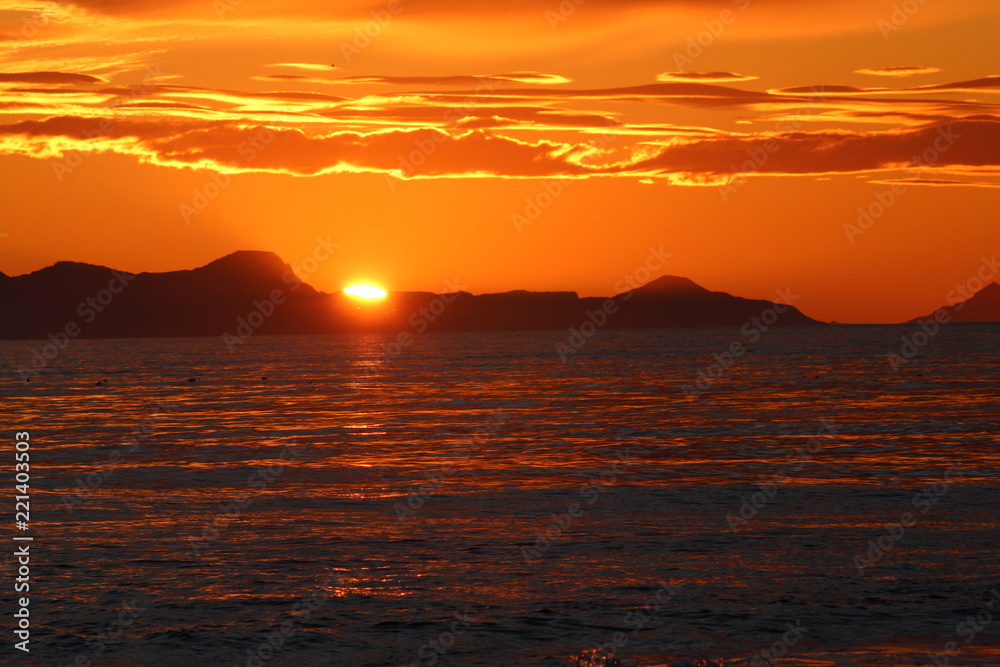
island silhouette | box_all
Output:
[909,281,1000,324]
[1,250,995,340]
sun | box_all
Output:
[344,284,387,299]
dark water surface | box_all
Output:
[1,325,998,666]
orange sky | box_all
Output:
[1,0,999,323]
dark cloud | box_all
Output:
[914,75,1000,92]
[625,118,1000,179]
[868,177,1000,189]
[0,72,105,84]
[775,76,1000,96]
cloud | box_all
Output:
[623,118,1000,181]
[3,60,1000,185]
[266,63,337,72]
[57,0,203,15]
[3,112,999,185]
[257,72,572,86]
[656,71,758,83]
[774,75,1000,97]
[868,177,1000,189]
[855,66,942,77]
[774,84,879,95]
[0,71,105,84]
[759,78,1000,125]
[409,82,781,109]
[913,75,1000,93]
[0,116,594,178]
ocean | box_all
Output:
[1,325,998,666]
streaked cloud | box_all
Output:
[855,66,942,78]
[266,62,337,72]
[3,110,998,186]
[258,72,572,87]
[657,72,758,83]
[0,71,106,84]
[2,1,999,188]
[868,177,1000,189]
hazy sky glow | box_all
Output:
[2,0,998,322]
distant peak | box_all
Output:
[634,275,711,296]
[29,260,117,277]
[209,250,284,263]
[51,260,105,269]
[201,251,287,272]
[959,280,1000,304]
[979,281,1000,294]
[909,280,1000,323]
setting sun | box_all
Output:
[343,284,387,300]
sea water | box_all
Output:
[1,325,998,666]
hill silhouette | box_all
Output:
[0,251,824,339]
[908,282,1000,323]
[632,275,712,297]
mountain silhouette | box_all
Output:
[0,251,824,340]
[908,281,1000,323]
[632,275,712,297]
